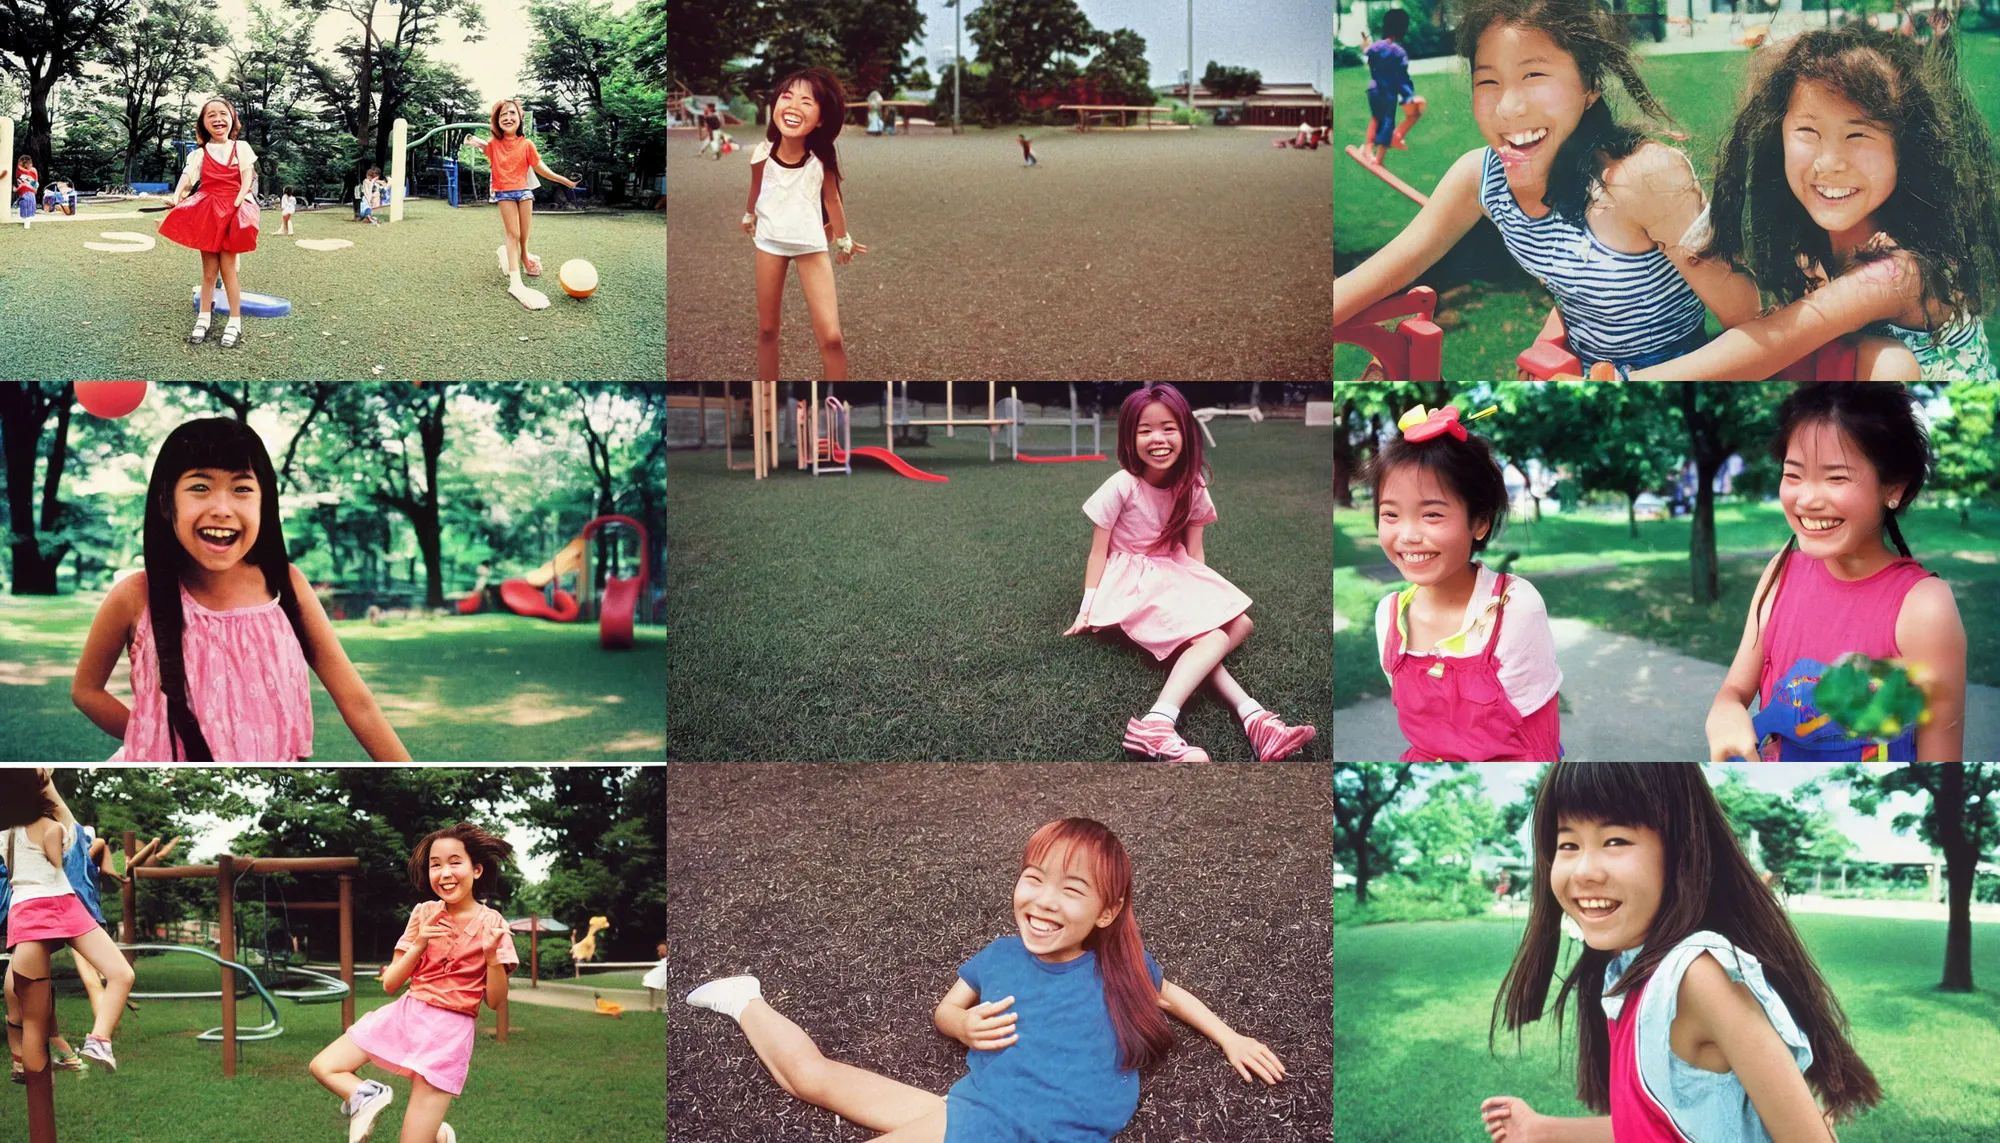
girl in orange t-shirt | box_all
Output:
[308,823,518,1143]
[466,99,578,311]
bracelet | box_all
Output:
[834,234,854,255]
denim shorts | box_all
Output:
[493,189,533,202]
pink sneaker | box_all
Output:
[1244,710,1317,762]
[1124,718,1212,762]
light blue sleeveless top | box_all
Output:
[1478,148,1708,365]
[1604,931,1813,1143]
[1866,316,1999,381]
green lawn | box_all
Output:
[0,948,663,1142]
[1334,502,2000,707]
[1336,913,2000,1141]
[0,199,664,382]
[1334,33,2000,379]
[667,416,1333,761]
[0,592,666,761]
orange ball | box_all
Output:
[75,381,148,418]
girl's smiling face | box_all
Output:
[774,81,821,138]
[428,837,483,906]
[1471,24,1595,192]
[1552,815,1664,952]
[1375,463,1486,585]
[1013,843,1119,963]
[174,468,259,572]
[1133,401,1184,480]
[1783,80,1897,246]
[1780,419,1901,561]
[496,102,523,136]
[200,101,235,142]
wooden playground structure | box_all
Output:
[1058,104,1181,131]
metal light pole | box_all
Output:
[947,0,963,133]
[1187,0,1195,121]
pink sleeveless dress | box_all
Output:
[121,579,313,762]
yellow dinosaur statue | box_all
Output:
[571,916,611,966]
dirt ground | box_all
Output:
[667,127,1332,381]
[667,763,1332,1142]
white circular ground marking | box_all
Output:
[84,231,155,253]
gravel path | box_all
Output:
[668,128,1332,380]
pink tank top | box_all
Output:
[1607,975,1693,1143]
[123,580,314,762]
[1756,550,1932,710]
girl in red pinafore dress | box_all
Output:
[1369,404,1561,762]
[1482,761,1880,1143]
[1706,383,1966,762]
[159,96,260,347]
[1065,384,1317,763]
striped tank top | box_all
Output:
[1477,147,1707,365]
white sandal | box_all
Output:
[188,314,212,344]
[220,318,243,348]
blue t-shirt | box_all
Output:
[944,936,1165,1143]
[64,825,104,924]
[1365,40,1412,96]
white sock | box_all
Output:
[509,268,523,289]
[685,974,762,1021]
[1236,699,1266,724]
[1144,703,1179,724]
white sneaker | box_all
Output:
[436,1123,457,1143]
[80,1036,117,1073]
[685,975,762,1021]
[508,281,550,310]
[344,1079,394,1143]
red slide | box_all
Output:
[583,515,649,649]
[499,579,580,621]
[845,445,948,483]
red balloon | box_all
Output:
[76,381,148,419]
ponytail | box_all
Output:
[1884,511,1912,558]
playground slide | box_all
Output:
[499,579,580,621]
[496,515,650,648]
[1016,453,1107,463]
[846,445,948,483]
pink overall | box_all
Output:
[1380,574,1561,762]
[1608,976,1692,1143]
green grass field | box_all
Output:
[1334,501,2000,706]
[0,593,666,761]
[1336,913,2000,1141]
[0,200,664,382]
[1334,33,2000,379]
[667,416,1333,761]
[0,948,663,1142]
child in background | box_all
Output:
[309,823,516,1143]
[467,99,580,311]
[280,188,297,235]
[1361,9,1425,163]
[158,97,260,347]
[1706,384,1965,761]
[1067,384,1317,762]
[642,939,668,1012]
[359,168,383,225]
[15,154,39,230]
[1018,133,1038,166]
[1482,761,1880,1141]
[1370,404,1561,762]
[69,418,411,762]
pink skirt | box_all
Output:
[347,993,476,1095]
[6,894,100,947]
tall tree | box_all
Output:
[1335,762,1458,904]
[0,0,134,178]
[0,381,75,593]
[1674,384,1783,603]
[966,0,1098,110]
[660,0,757,91]
[222,2,319,194]
[1931,380,1999,527]
[97,0,226,184]
[359,384,452,609]
[1200,60,1261,98]
[1082,27,1149,108]
[1832,763,1998,992]
[293,0,484,190]
[519,767,664,960]
[1527,383,1682,539]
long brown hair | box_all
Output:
[1114,384,1210,556]
[1022,819,1173,1071]
[1490,762,1880,1120]
[765,67,846,190]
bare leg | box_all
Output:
[67,942,104,1048]
[498,199,527,274]
[67,926,135,1040]
[7,941,54,1071]
[735,997,944,1133]
[217,252,243,320]
[517,197,539,274]
[197,251,222,314]
[756,250,791,382]
[793,251,848,380]
[1155,614,1253,712]
[400,1074,454,1143]
[309,1032,374,1102]
[1207,662,1252,712]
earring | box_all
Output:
[1888,499,1899,510]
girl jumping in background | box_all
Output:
[1370,404,1561,762]
[1625,27,2000,381]
[159,97,260,347]
[69,418,411,762]
[1333,0,1763,375]
[468,99,578,311]
[2,768,139,1080]
[310,822,516,1143]
[13,154,38,230]
[742,67,867,381]
[1706,384,1965,762]
[685,817,1285,1143]
[1481,761,1880,1142]
[1066,384,1317,762]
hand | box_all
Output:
[741,217,755,236]
[481,926,506,965]
[835,240,867,265]
[1479,1096,1550,1143]
[961,995,1019,1051]
[416,915,455,948]
[1062,617,1090,636]
[1219,1032,1285,1085]
[1708,706,1758,762]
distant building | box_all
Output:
[1166,82,1329,128]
